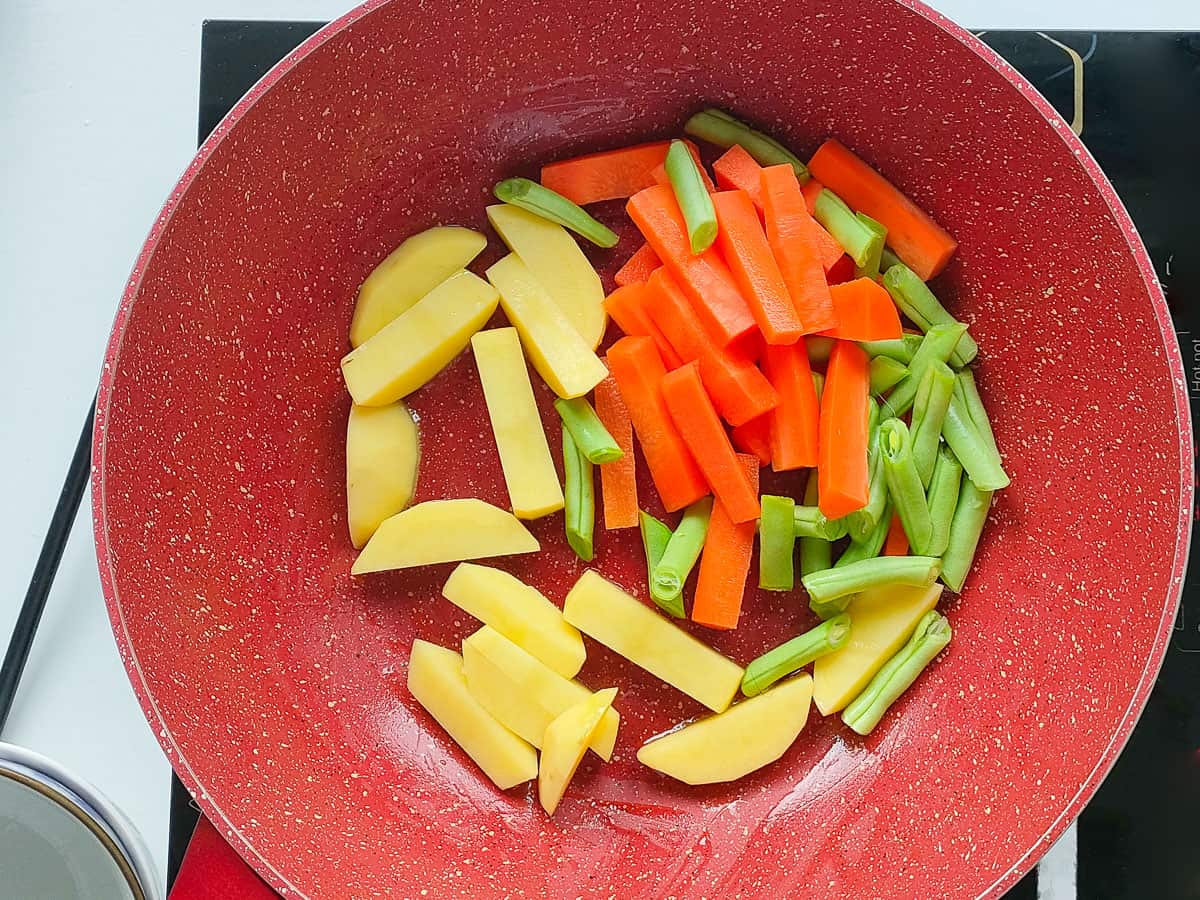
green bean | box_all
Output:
[881,264,978,367]
[880,418,933,554]
[880,246,904,273]
[803,555,941,610]
[954,370,1000,460]
[650,497,712,616]
[741,614,852,697]
[909,362,956,487]
[881,323,967,418]
[925,446,963,558]
[665,139,718,254]
[792,506,849,540]
[562,425,595,562]
[854,213,888,280]
[846,407,887,541]
[759,495,796,591]
[814,189,883,268]
[683,108,810,181]
[805,336,835,367]
[493,178,618,248]
[941,478,994,592]
[942,395,1010,491]
[554,397,623,464]
[869,356,908,396]
[798,475,832,577]
[837,499,893,568]
[861,334,923,365]
[843,610,952,735]
[639,511,672,594]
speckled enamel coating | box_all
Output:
[92,1,1191,898]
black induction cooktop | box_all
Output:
[171,23,1200,900]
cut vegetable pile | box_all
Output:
[338,108,1009,815]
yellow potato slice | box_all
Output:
[351,499,538,575]
[539,688,617,816]
[812,582,943,715]
[562,570,744,713]
[349,226,487,347]
[637,674,812,785]
[442,563,585,678]
[345,402,419,548]
[340,270,499,406]
[486,203,606,349]
[470,328,563,519]
[407,639,537,790]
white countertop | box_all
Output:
[1,0,1194,891]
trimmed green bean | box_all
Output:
[741,614,852,697]
[881,264,978,366]
[843,610,952,735]
[846,406,887,541]
[805,336,835,367]
[837,499,893,568]
[910,362,956,487]
[650,497,712,616]
[493,179,618,248]
[759,494,797,591]
[683,108,810,181]
[880,418,933,554]
[562,425,595,562]
[798,475,832,577]
[793,505,849,540]
[942,395,1010,491]
[881,323,967,418]
[554,397,623,464]
[804,555,941,609]
[815,190,883,268]
[925,446,963,558]
[880,246,904,273]
[869,356,908,396]
[954,370,1000,460]
[639,511,672,593]
[665,139,717,254]
[861,334,923,365]
[854,213,888,280]
[941,478,994,592]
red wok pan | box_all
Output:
[93,1,1191,897]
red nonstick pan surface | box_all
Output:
[93,1,1190,897]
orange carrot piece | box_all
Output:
[661,362,760,524]
[648,141,715,192]
[883,511,910,556]
[759,165,838,335]
[603,283,683,368]
[817,340,870,519]
[712,145,765,210]
[808,139,958,280]
[607,336,708,512]
[712,189,805,345]
[643,269,778,426]
[730,414,772,466]
[627,184,757,347]
[800,177,824,215]
[762,342,820,471]
[614,242,661,286]
[540,140,673,205]
[593,375,639,529]
[826,254,856,285]
[819,277,904,341]
[693,453,760,630]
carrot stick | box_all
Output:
[603,283,683,368]
[759,165,838,334]
[800,178,824,215]
[614,242,661,286]
[817,340,870,519]
[607,336,708,512]
[713,189,806,344]
[819,277,904,341]
[693,453,760,630]
[627,184,757,347]
[661,362,760,523]
[808,139,958,280]
[713,145,765,210]
[540,140,674,206]
[648,141,714,192]
[593,375,639,529]
[762,342,820,471]
[730,414,772,466]
[643,269,778,426]
[826,254,856,285]
[882,511,909,556]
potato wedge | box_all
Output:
[351,499,538,574]
[539,688,617,815]
[346,402,419,548]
